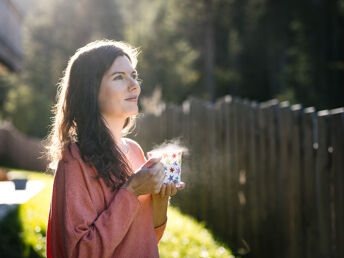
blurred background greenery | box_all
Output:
[0,0,343,139]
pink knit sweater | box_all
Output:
[46,139,166,258]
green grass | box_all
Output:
[159,207,234,258]
[0,170,234,257]
[19,171,52,257]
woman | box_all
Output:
[46,40,185,257]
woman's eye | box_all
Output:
[114,75,123,80]
[131,74,138,80]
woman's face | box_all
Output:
[98,55,141,121]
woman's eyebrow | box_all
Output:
[110,70,137,76]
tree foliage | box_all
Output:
[0,0,343,138]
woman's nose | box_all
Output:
[129,78,140,91]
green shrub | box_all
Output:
[0,207,26,257]
[0,171,52,257]
[159,207,234,258]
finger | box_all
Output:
[160,184,166,198]
[170,183,178,196]
[165,183,172,196]
[176,182,185,190]
[142,157,162,169]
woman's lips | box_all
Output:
[125,98,137,102]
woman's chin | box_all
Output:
[126,108,139,117]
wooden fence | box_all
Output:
[0,121,47,171]
[132,95,344,258]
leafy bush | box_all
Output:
[159,207,234,258]
[0,171,51,257]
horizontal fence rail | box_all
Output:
[132,95,344,258]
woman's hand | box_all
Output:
[156,182,186,199]
[151,181,186,227]
[122,157,165,196]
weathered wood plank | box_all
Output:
[277,102,292,258]
[188,98,209,221]
[236,99,249,255]
[329,108,344,258]
[315,110,333,257]
[228,97,239,248]
[205,102,217,229]
[247,101,259,256]
[214,96,229,239]
[266,100,280,257]
[257,101,269,256]
[302,107,318,258]
[289,104,304,258]
[222,96,233,243]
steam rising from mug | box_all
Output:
[149,138,189,156]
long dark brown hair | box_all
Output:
[46,40,140,190]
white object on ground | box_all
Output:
[0,180,45,221]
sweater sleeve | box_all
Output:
[50,157,141,258]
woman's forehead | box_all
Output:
[108,55,135,73]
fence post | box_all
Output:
[265,100,280,257]
[289,104,304,258]
[247,101,259,256]
[222,96,234,244]
[302,107,318,258]
[205,101,218,229]
[277,102,292,258]
[235,99,249,255]
[329,108,344,258]
[315,110,333,257]
[214,96,230,239]
[256,102,270,256]
[227,97,239,248]
[188,98,210,221]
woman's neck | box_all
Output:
[103,116,126,146]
